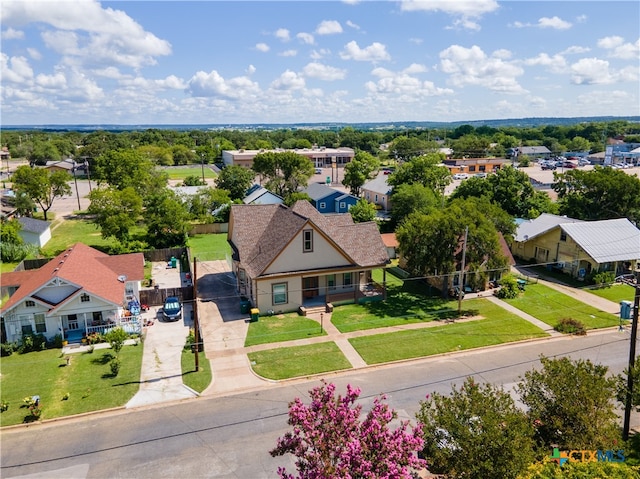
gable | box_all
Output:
[264,223,352,275]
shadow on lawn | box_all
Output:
[365,281,478,320]
[91,352,113,365]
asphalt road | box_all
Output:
[1,329,637,479]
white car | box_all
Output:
[453,173,469,180]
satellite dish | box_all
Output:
[117,275,127,283]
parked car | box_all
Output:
[578,158,591,166]
[314,167,322,174]
[541,162,556,170]
[162,296,182,321]
[453,173,469,180]
[474,172,487,178]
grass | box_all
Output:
[586,283,636,304]
[245,312,327,347]
[181,350,212,393]
[503,282,619,330]
[161,166,217,180]
[0,344,143,427]
[349,298,549,365]
[248,342,351,380]
[41,218,146,256]
[331,281,468,333]
[188,233,231,261]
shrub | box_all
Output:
[85,332,104,345]
[109,358,121,376]
[0,400,8,412]
[104,327,128,355]
[19,333,47,354]
[592,271,616,287]
[50,333,63,349]
[1,342,15,357]
[555,317,587,335]
[495,275,521,299]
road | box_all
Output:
[1,329,637,479]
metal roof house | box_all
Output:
[511,214,640,280]
[302,183,359,214]
[242,184,283,205]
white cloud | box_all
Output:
[400,0,499,30]
[576,14,587,23]
[275,28,290,42]
[297,32,315,45]
[280,49,297,57]
[302,62,346,81]
[346,20,360,30]
[340,41,391,62]
[246,65,256,75]
[316,20,343,35]
[255,43,270,53]
[492,49,512,60]
[2,0,171,70]
[270,70,306,90]
[598,36,640,60]
[524,53,567,74]
[538,16,572,30]
[1,54,34,84]
[365,64,452,97]
[403,63,427,74]
[27,48,42,60]
[570,57,623,85]
[562,46,590,55]
[187,70,261,99]
[409,38,423,45]
[2,27,24,40]
[310,49,331,60]
[439,44,526,93]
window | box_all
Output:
[340,202,346,210]
[343,272,353,287]
[303,229,313,252]
[34,314,46,333]
[25,300,35,307]
[375,194,378,202]
[272,283,288,305]
[469,165,476,172]
[560,231,567,242]
[239,268,246,282]
[327,274,336,290]
[319,202,326,209]
[81,293,90,302]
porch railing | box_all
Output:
[85,317,142,336]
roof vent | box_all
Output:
[117,275,127,283]
[59,261,64,264]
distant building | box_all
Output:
[362,175,393,212]
[243,184,283,205]
[17,217,51,248]
[302,183,359,214]
[443,158,510,175]
[222,146,355,169]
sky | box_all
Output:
[1,0,639,126]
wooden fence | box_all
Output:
[139,286,194,307]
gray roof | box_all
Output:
[303,183,341,201]
[560,218,640,263]
[18,217,51,234]
[519,146,551,155]
[515,213,583,242]
[229,201,388,278]
[362,175,392,195]
[243,185,283,204]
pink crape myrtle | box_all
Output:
[270,381,426,479]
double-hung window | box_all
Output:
[273,283,288,305]
[303,229,313,253]
[343,272,353,288]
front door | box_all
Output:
[303,277,319,299]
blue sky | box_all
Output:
[1,0,639,125]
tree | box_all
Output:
[349,198,377,223]
[389,136,431,162]
[390,183,440,227]
[342,151,379,196]
[215,165,255,200]
[252,151,314,197]
[182,175,206,186]
[87,186,143,242]
[92,149,165,196]
[387,153,451,196]
[11,165,72,220]
[270,381,426,479]
[553,166,640,223]
[188,187,231,221]
[616,356,640,413]
[104,327,128,356]
[283,192,311,207]
[517,356,621,451]
[144,190,190,248]
[416,377,535,479]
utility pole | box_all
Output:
[457,226,468,316]
[193,257,200,372]
[72,163,81,210]
[622,269,640,440]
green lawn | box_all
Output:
[331,282,472,333]
[586,283,636,304]
[503,283,619,330]
[181,350,212,393]
[188,233,230,261]
[248,342,351,380]
[0,344,143,427]
[245,313,328,347]
[161,167,217,180]
[349,299,549,365]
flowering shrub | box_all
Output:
[270,381,426,478]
